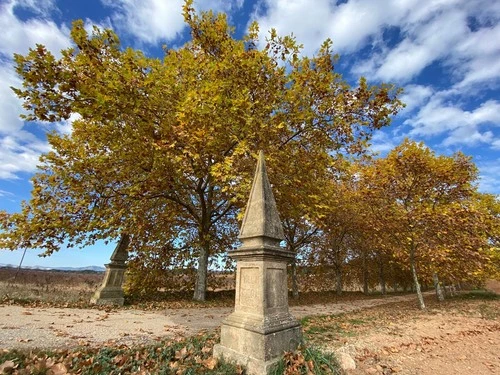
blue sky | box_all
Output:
[0,0,499,268]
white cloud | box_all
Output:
[374,10,468,82]
[253,0,339,55]
[296,0,500,88]
[252,0,433,55]
[54,113,81,135]
[0,0,71,180]
[11,0,57,17]
[0,64,24,135]
[101,0,185,44]
[442,128,493,147]
[0,189,14,197]
[0,1,70,58]
[102,0,244,45]
[407,98,500,147]
[399,84,433,114]
[83,17,114,36]
[0,135,49,179]
[455,57,500,90]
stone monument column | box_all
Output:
[214,151,302,374]
[91,233,130,306]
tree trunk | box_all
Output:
[362,251,369,295]
[379,260,386,295]
[410,247,425,310]
[450,282,457,296]
[433,273,445,302]
[335,268,343,296]
[291,260,300,299]
[193,237,210,301]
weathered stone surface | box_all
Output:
[239,150,285,242]
[215,151,302,374]
[336,352,356,371]
[214,325,301,374]
[109,234,130,264]
[91,234,129,306]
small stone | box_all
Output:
[365,367,378,374]
[337,352,356,370]
[391,366,402,373]
[376,364,384,372]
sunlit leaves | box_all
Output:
[2,1,402,300]
[359,139,497,298]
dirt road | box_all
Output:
[0,294,418,349]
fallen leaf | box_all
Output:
[175,347,187,360]
[202,357,217,370]
[0,360,17,373]
[48,363,68,375]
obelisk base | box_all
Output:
[214,322,301,375]
[90,263,126,306]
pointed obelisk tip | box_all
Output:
[239,150,285,242]
[258,149,265,162]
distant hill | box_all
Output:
[0,263,105,272]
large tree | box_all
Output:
[360,139,491,309]
[1,1,402,301]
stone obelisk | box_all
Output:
[214,151,302,374]
[91,234,130,306]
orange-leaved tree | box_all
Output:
[360,139,490,309]
[1,0,403,301]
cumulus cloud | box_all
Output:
[11,0,57,17]
[0,135,50,179]
[399,84,433,114]
[101,0,185,44]
[253,0,499,90]
[0,0,71,180]
[252,0,434,55]
[374,10,468,82]
[0,0,70,58]
[407,98,500,147]
[0,64,24,135]
[101,0,244,45]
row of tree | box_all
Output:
[1,1,498,307]
[290,140,499,309]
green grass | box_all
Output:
[0,333,344,374]
[0,332,242,375]
[301,313,370,341]
[270,345,342,375]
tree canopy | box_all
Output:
[359,139,494,308]
[0,1,402,301]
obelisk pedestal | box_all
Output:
[91,234,130,306]
[214,151,302,374]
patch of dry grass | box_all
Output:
[0,267,102,307]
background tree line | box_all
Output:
[1,1,498,307]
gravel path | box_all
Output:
[0,294,420,349]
